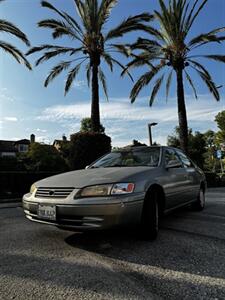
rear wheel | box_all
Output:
[191,188,205,211]
[140,190,159,240]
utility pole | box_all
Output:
[148,122,158,146]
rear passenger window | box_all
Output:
[165,149,182,167]
[176,150,192,168]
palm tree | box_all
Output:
[0,0,31,69]
[26,0,153,132]
[125,0,225,154]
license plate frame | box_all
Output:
[38,204,56,221]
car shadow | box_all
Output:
[65,206,225,281]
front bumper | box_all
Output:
[22,192,145,231]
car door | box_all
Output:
[175,149,200,202]
[161,148,190,209]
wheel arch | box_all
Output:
[145,184,166,216]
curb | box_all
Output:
[0,198,21,204]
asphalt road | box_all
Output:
[0,189,225,300]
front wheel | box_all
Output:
[191,188,205,211]
[139,190,159,240]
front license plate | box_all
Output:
[38,205,56,221]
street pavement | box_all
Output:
[0,188,225,299]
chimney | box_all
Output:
[30,134,35,143]
[62,134,67,142]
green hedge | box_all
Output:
[0,171,60,199]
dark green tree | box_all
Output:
[215,111,225,143]
[168,127,206,169]
[0,0,31,68]
[80,117,105,133]
[26,0,153,132]
[26,143,68,171]
[125,0,225,154]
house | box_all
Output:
[53,135,69,152]
[0,134,35,157]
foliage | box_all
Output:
[26,0,153,132]
[168,127,207,169]
[80,117,105,133]
[125,0,225,153]
[215,111,225,143]
[0,1,31,68]
[68,132,111,170]
[0,156,26,171]
[26,143,68,172]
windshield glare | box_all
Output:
[91,148,160,168]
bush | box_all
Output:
[204,172,220,187]
[68,132,111,170]
[0,171,60,199]
[26,143,68,172]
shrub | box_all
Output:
[68,132,111,170]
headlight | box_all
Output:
[111,183,135,195]
[30,184,37,194]
[76,183,135,198]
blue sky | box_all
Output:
[0,0,225,146]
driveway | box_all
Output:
[0,188,225,299]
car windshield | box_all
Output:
[91,147,160,168]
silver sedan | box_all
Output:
[23,146,206,239]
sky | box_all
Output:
[0,0,225,147]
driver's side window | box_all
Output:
[165,149,182,167]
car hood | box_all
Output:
[35,167,155,188]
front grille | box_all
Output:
[35,187,74,199]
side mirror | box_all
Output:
[166,160,182,169]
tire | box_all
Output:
[139,190,159,240]
[191,188,205,211]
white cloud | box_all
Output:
[73,80,86,89]
[35,135,51,144]
[0,88,15,102]
[36,94,225,147]
[4,117,18,122]
[37,95,224,124]
[36,128,47,133]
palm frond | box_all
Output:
[110,43,131,57]
[149,74,164,106]
[184,0,208,33]
[184,70,198,100]
[121,54,155,77]
[98,0,118,30]
[130,64,164,103]
[0,19,30,46]
[166,70,173,102]
[105,13,154,41]
[73,0,90,31]
[26,44,64,56]
[0,40,32,69]
[203,55,225,64]
[188,59,211,79]
[86,63,91,87]
[38,19,81,41]
[41,1,83,35]
[44,61,71,87]
[102,52,113,71]
[64,63,82,95]
[99,67,108,101]
[195,69,220,101]
[35,47,83,66]
[110,57,134,81]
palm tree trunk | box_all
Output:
[176,68,188,154]
[91,61,100,132]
